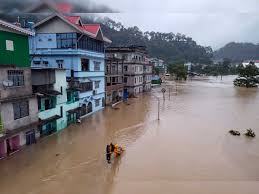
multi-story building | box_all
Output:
[105,56,124,105]
[106,46,149,96]
[29,13,111,118]
[143,61,153,91]
[0,19,38,159]
[31,68,79,136]
[150,58,167,75]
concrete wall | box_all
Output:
[0,97,38,131]
[37,69,79,131]
[30,34,57,50]
[0,67,33,100]
[35,17,78,34]
[31,69,56,86]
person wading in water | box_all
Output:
[106,144,111,163]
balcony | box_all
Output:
[106,83,125,92]
[74,71,104,78]
[67,79,81,91]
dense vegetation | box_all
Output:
[192,58,238,76]
[101,18,213,64]
[168,61,187,80]
[234,63,259,88]
[214,42,259,62]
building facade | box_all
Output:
[31,68,79,136]
[143,62,153,92]
[105,57,124,105]
[29,13,111,118]
[150,58,167,75]
[106,46,151,96]
[0,19,38,159]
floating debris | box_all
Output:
[229,130,241,136]
[245,129,256,138]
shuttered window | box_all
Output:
[13,101,29,120]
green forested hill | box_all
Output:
[213,42,259,62]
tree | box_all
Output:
[154,67,160,75]
[168,61,187,80]
[236,62,258,77]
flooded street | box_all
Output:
[1,76,259,194]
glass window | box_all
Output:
[8,70,24,87]
[80,82,93,92]
[95,99,100,107]
[6,40,14,51]
[56,60,64,69]
[95,81,101,89]
[94,61,101,71]
[81,58,89,71]
[13,101,29,120]
[56,33,77,49]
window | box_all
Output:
[8,70,24,87]
[6,40,14,51]
[124,77,127,84]
[56,60,64,69]
[78,35,104,53]
[124,66,128,72]
[43,61,49,66]
[80,82,93,92]
[13,101,29,120]
[95,81,101,89]
[60,86,63,95]
[94,61,101,71]
[56,33,77,49]
[95,99,100,107]
[81,58,89,71]
[67,91,72,103]
[60,106,63,117]
[33,61,41,65]
[135,77,137,84]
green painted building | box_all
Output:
[0,25,32,67]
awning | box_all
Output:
[39,115,62,125]
[0,121,39,141]
[38,90,61,97]
[0,94,36,103]
[67,107,81,114]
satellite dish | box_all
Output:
[2,80,13,87]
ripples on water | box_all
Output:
[1,76,259,194]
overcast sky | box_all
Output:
[81,0,259,49]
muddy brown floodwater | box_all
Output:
[1,76,259,194]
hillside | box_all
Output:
[214,42,259,62]
[100,18,213,64]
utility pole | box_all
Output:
[158,98,160,120]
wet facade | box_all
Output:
[29,13,111,119]
[31,68,79,136]
[105,57,124,105]
[106,46,151,96]
[0,20,38,159]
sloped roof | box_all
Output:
[82,24,100,35]
[34,13,111,43]
[64,16,82,25]
[0,19,34,36]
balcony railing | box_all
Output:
[106,83,124,92]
